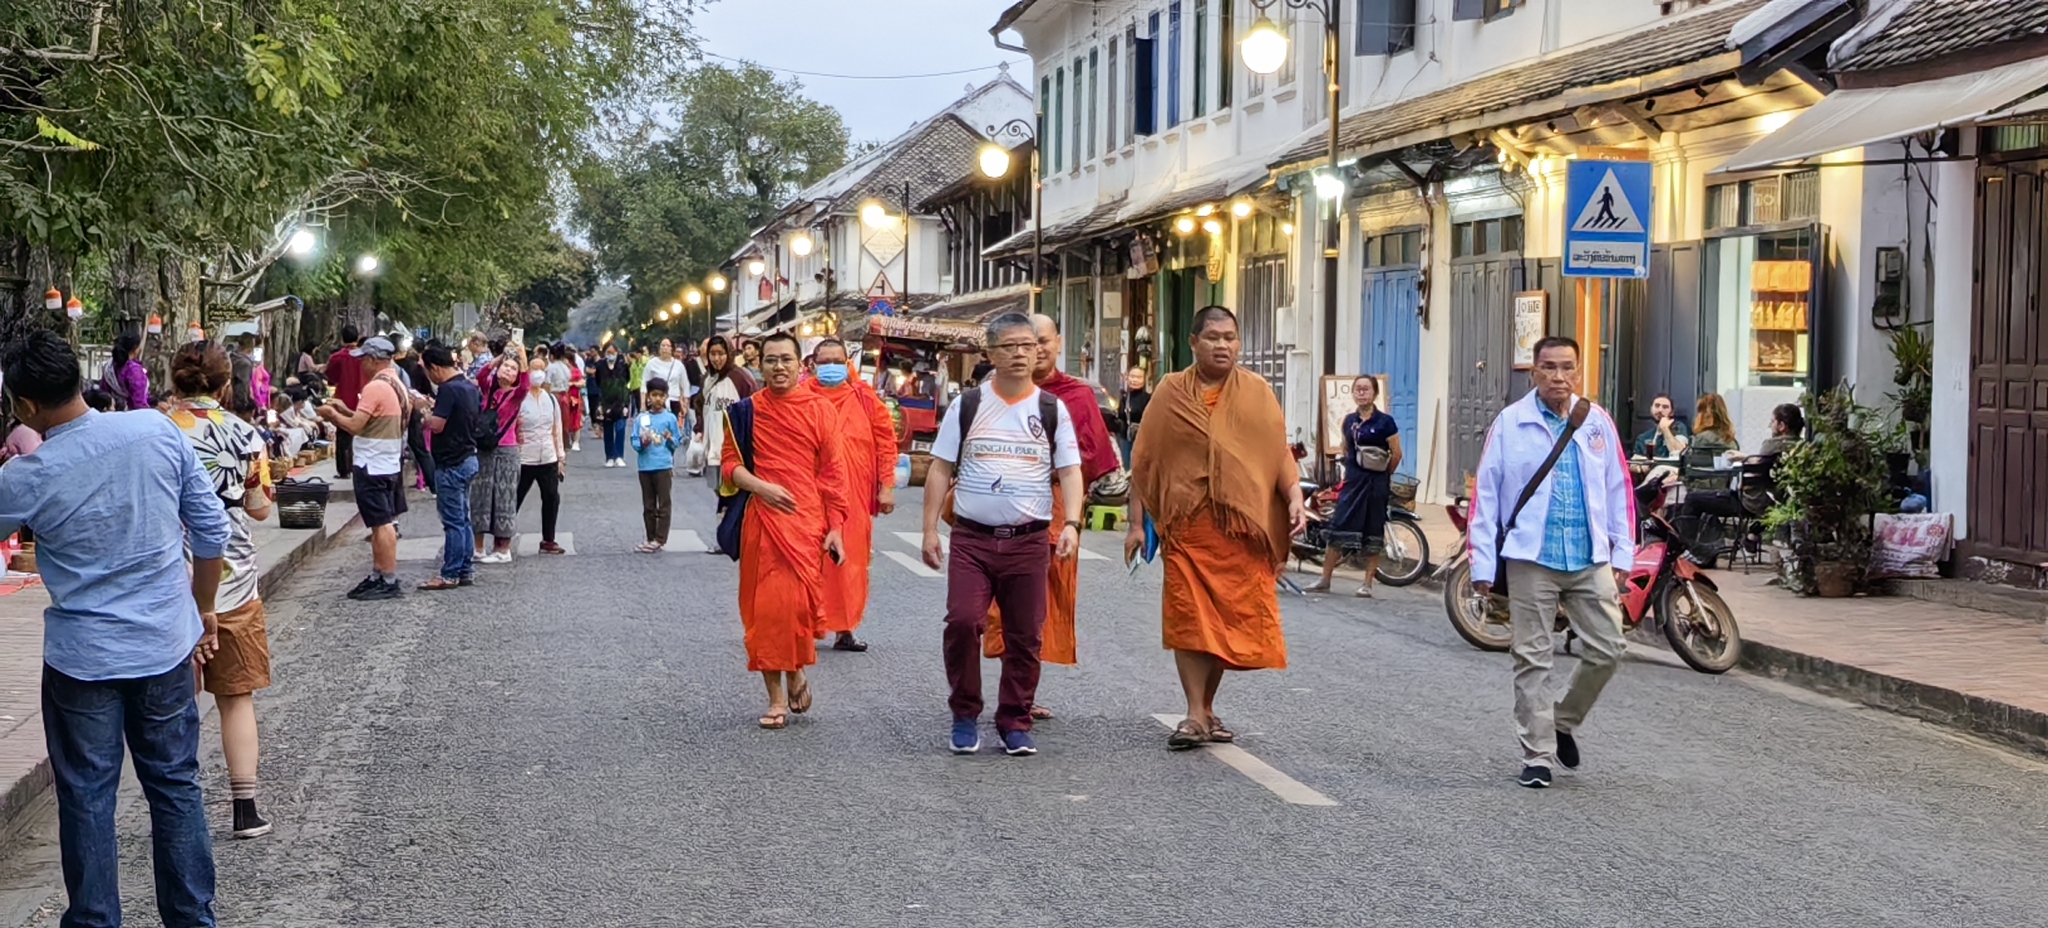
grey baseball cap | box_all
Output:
[351,336,396,359]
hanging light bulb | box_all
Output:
[1240,15,1290,76]
[287,228,318,257]
[1174,217,1197,235]
[147,314,163,335]
[1202,219,1224,235]
[64,298,84,321]
[708,274,728,293]
[1232,200,1254,219]
[43,289,62,311]
[860,202,891,228]
[746,258,766,277]
[791,233,814,257]
[685,289,703,307]
[978,144,1013,180]
[1313,172,1347,201]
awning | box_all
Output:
[1722,55,2048,172]
[862,313,984,347]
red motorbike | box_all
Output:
[1435,490,1742,674]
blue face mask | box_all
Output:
[815,363,850,387]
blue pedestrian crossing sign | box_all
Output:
[1564,159,1652,279]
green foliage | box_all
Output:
[1765,384,1900,593]
[574,63,847,338]
[1887,325,1933,466]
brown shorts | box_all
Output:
[201,599,273,696]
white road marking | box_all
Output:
[881,550,942,578]
[669,530,707,553]
[1075,547,1107,561]
[1150,714,1338,806]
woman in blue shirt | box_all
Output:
[1305,375,1403,597]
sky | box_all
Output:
[692,0,1031,145]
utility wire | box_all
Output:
[700,51,1010,81]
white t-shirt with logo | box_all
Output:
[517,391,561,466]
[934,383,1081,527]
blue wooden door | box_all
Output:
[1363,269,1421,478]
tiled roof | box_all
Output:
[830,116,986,217]
[917,283,1033,323]
[983,195,1129,258]
[1273,0,1764,170]
[1830,0,2048,72]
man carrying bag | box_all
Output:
[1468,336,1636,790]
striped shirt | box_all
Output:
[1535,404,1594,573]
[353,372,407,476]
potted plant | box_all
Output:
[1764,384,1898,596]
[1888,326,1932,470]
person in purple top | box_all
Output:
[0,331,233,927]
[102,332,151,411]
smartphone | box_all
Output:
[829,547,844,565]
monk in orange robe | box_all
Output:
[980,315,1122,718]
[721,332,849,729]
[1126,306,1307,750]
[809,337,898,651]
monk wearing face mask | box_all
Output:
[807,338,897,652]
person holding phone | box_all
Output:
[632,379,682,553]
[720,333,848,730]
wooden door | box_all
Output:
[1970,164,2048,562]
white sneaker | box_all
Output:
[482,551,512,564]
[571,441,581,452]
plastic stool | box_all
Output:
[1086,505,1121,531]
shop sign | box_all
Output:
[1564,159,1652,279]
[865,313,982,346]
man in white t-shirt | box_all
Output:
[920,312,1083,758]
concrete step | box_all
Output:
[1893,579,2048,627]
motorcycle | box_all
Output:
[1290,478,1431,587]
[1435,490,1742,674]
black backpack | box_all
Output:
[952,386,1061,479]
[469,382,518,456]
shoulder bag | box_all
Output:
[1490,398,1590,601]
[714,399,756,562]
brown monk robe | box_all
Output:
[1126,306,1305,749]
[811,339,899,650]
[982,315,1121,706]
[722,334,850,729]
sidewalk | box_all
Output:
[1406,504,2048,756]
[0,497,361,841]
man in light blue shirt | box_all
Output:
[1469,336,1635,790]
[0,331,231,927]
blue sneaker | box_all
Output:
[1001,729,1037,756]
[949,717,980,754]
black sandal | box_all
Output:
[1168,718,1209,750]
[789,678,813,715]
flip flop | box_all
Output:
[1029,705,1054,721]
[1206,718,1236,743]
[758,710,788,730]
[417,577,463,592]
[1168,718,1210,750]
[1301,581,1332,593]
[788,679,812,715]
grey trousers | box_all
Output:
[1507,559,1627,770]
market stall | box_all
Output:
[858,312,984,484]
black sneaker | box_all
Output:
[344,575,381,600]
[1518,765,1553,789]
[351,578,402,602]
[231,798,271,839]
[1556,730,1580,770]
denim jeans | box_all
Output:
[604,418,627,461]
[433,455,480,580]
[43,662,215,928]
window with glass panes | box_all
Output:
[1704,170,1819,231]
[1450,216,1523,259]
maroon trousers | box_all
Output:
[942,528,1051,733]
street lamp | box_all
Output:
[356,254,380,275]
[287,228,317,258]
[746,258,766,277]
[860,202,891,228]
[658,308,671,322]
[790,232,814,257]
[1244,0,1344,380]
[685,289,703,307]
[708,273,727,293]
[985,118,1043,301]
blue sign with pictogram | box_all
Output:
[868,299,895,316]
[1563,159,1652,279]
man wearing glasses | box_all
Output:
[921,313,1084,757]
[1468,336,1636,789]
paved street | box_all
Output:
[4,449,2048,927]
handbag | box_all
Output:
[714,400,755,562]
[1355,446,1392,472]
[1490,398,1591,603]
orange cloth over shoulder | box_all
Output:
[815,379,896,634]
[721,387,850,672]
[1129,368,1293,671]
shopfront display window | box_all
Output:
[1702,226,1820,448]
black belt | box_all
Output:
[955,517,1050,539]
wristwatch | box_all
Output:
[1064,519,1083,532]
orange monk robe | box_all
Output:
[1130,371,1292,672]
[721,387,850,673]
[984,371,1120,666]
[814,378,897,634]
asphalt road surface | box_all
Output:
[4,448,2046,927]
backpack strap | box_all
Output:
[1038,390,1060,484]
[951,387,984,465]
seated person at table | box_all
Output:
[1758,402,1804,457]
[1689,393,1739,461]
[1634,393,1691,459]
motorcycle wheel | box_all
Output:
[1658,580,1742,674]
[1442,560,1512,652]
[1374,517,1430,587]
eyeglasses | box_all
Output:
[1536,362,1579,376]
[762,356,801,368]
[988,341,1037,354]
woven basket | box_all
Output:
[275,477,330,530]
[1390,474,1420,508]
[267,459,293,483]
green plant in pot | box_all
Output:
[1764,384,1899,596]
[1887,325,1932,468]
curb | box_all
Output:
[1736,638,2048,757]
[0,505,360,845]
